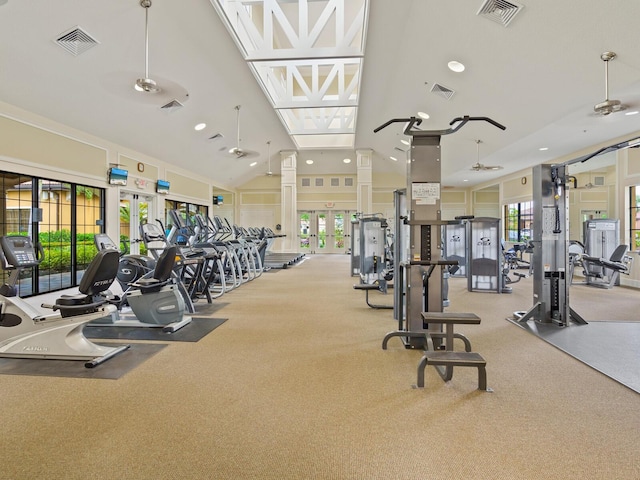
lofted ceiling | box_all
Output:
[1,0,640,190]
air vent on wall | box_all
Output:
[160,99,184,113]
[315,178,324,187]
[593,176,605,186]
[301,178,311,187]
[477,0,524,27]
[55,26,99,56]
[344,177,354,187]
[430,83,455,100]
[331,178,339,187]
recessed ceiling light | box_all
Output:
[400,139,410,146]
[417,112,430,120]
[390,156,398,162]
[625,110,639,116]
[249,161,257,167]
[463,179,469,182]
[306,159,314,165]
[539,147,549,151]
[194,123,206,131]
[448,60,465,73]
[343,158,351,164]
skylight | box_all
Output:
[211,0,369,150]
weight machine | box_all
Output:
[376,115,506,349]
[352,213,394,309]
[514,135,640,326]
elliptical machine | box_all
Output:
[0,235,130,367]
[92,234,192,333]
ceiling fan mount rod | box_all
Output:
[135,0,159,93]
[601,51,616,101]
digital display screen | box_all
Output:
[108,167,128,186]
[156,179,170,194]
[213,195,224,205]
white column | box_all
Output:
[356,148,373,214]
[280,150,298,252]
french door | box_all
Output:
[298,210,354,254]
[119,192,155,255]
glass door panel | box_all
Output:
[333,212,345,252]
[299,212,311,251]
[317,213,327,251]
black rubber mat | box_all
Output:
[0,343,166,380]
[508,319,640,394]
[84,317,227,342]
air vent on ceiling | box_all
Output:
[430,83,455,100]
[160,99,184,113]
[331,178,339,187]
[344,177,354,187]
[301,178,311,187]
[315,178,324,187]
[55,26,99,56]
[477,0,524,27]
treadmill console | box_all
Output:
[0,236,40,269]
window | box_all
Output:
[164,199,209,245]
[504,201,533,242]
[629,185,640,250]
[0,171,105,297]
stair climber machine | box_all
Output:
[375,115,506,351]
[0,235,129,367]
[92,234,192,333]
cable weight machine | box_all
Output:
[515,136,640,327]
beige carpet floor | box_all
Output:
[1,254,639,479]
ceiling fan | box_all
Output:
[265,141,275,176]
[593,51,626,116]
[470,139,503,171]
[134,0,160,94]
[228,105,258,159]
